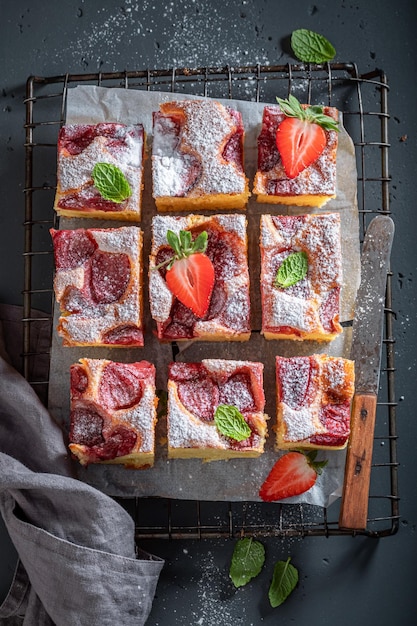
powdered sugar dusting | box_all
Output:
[282,405,323,441]
[168,383,227,450]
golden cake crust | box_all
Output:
[260,213,343,341]
[69,358,157,468]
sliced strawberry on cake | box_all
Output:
[51,226,144,347]
[149,214,251,342]
[69,358,157,469]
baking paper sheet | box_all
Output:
[48,86,361,507]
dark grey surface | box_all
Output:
[1,1,416,624]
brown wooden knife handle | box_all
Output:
[339,393,378,530]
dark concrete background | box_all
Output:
[1,1,416,624]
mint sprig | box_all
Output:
[214,404,251,442]
[92,162,131,203]
[229,538,265,588]
[154,229,208,271]
[275,251,308,289]
[268,557,299,608]
[276,94,339,132]
[291,29,336,63]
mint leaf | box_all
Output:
[275,251,308,289]
[92,162,131,203]
[214,404,251,441]
[230,538,265,588]
[268,557,299,608]
[291,29,336,63]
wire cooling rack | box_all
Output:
[23,63,398,538]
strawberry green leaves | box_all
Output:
[214,404,251,442]
[291,29,336,64]
[157,229,215,318]
[268,557,299,608]
[229,538,265,588]
[276,94,339,132]
[275,251,308,289]
[92,163,131,203]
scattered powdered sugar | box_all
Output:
[151,215,188,250]
[167,384,227,450]
[54,266,84,301]
[122,382,156,453]
[92,226,141,259]
[203,359,259,379]
[281,405,324,442]
[270,291,318,333]
[149,269,174,322]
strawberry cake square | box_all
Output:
[260,213,343,341]
[54,123,144,221]
[275,355,355,450]
[254,96,339,207]
[167,359,268,460]
[69,358,157,468]
[50,226,144,347]
[152,99,250,211]
[149,214,251,342]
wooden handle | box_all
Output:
[339,393,377,530]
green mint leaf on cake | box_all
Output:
[274,251,308,289]
[92,162,131,203]
[291,29,336,63]
[214,404,251,441]
[229,538,266,588]
[268,557,299,607]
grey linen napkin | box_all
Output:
[0,313,163,625]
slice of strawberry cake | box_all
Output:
[149,214,251,342]
[69,358,157,468]
[50,226,143,347]
[54,123,145,221]
[152,99,249,211]
[260,213,343,341]
[167,359,268,460]
[254,95,339,207]
[275,354,355,450]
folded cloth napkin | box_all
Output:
[0,320,163,625]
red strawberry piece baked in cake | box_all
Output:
[50,226,144,347]
[260,213,343,341]
[254,95,339,207]
[167,359,268,460]
[275,355,355,450]
[149,214,251,342]
[152,99,250,211]
[54,123,144,220]
[69,358,157,468]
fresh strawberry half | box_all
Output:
[259,450,328,502]
[157,229,215,318]
[275,94,339,179]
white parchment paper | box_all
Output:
[48,86,361,507]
